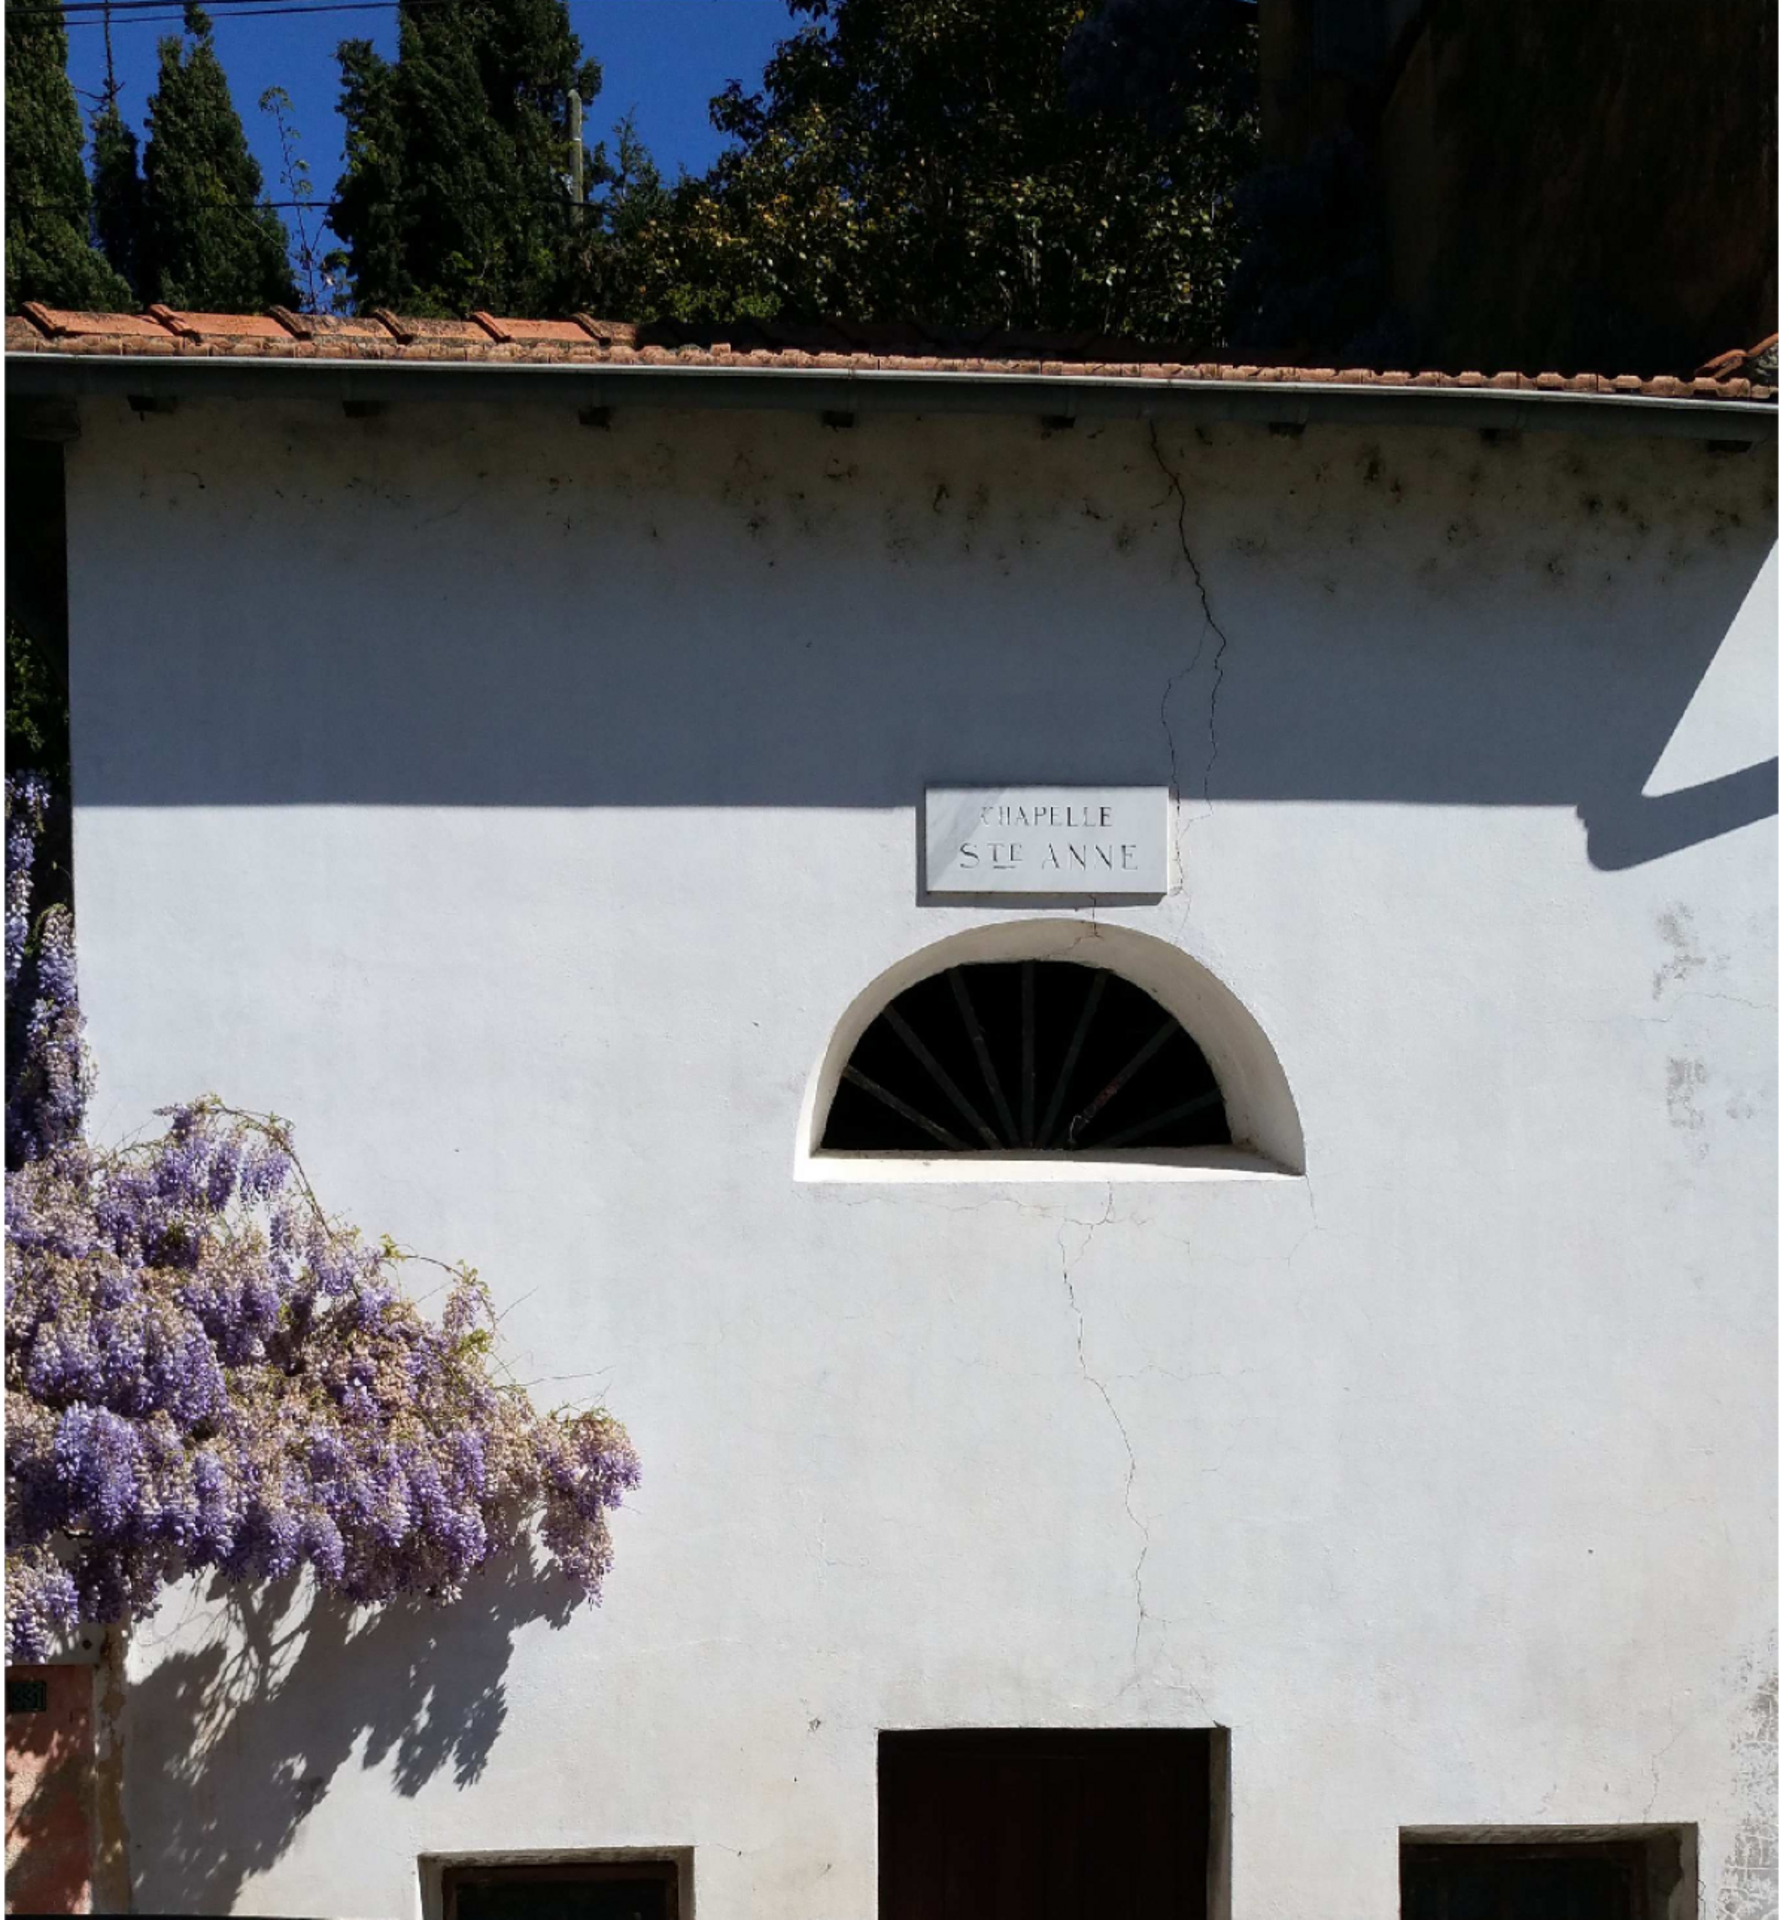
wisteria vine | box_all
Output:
[5,776,639,1662]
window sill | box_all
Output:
[796,1146,1299,1184]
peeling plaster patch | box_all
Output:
[1654,905,1709,1000]
[1716,1643,1777,1920]
[1665,1057,1708,1133]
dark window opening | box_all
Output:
[5,1679,49,1715]
[880,1728,1214,1920]
[443,1861,679,1920]
[823,962,1230,1154]
[1402,1833,1691,1920]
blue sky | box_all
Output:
[64,0,793,269]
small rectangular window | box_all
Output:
[5,1679,49,1715]
[1401,1828,1696,1920]
[442,1860,680,1920]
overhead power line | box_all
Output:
[28,0,400,12]
[15,0,467,25]
[13,186,586,209]
[12,194,344,208]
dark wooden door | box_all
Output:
[880,1730,1211,1920]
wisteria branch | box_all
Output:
[4,778,638,1663]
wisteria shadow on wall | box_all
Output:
[121,1546,580,1913]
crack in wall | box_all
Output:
[1642,1716,1691,1820]
[1147,422,1234,909]
[1055,1186,1153,1663]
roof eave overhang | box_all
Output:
[6,351,1777,443]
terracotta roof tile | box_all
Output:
[471,312,603,346]
[1700,348,1748,378]
[375,313,487,346]
[4,307,1775,407]
[268,308,400,343]
[19,304,174,340]
[574,315,636,346]
[146,306,294,346]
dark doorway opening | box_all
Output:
[443,1860,679,1920]
[879,1728,1216,1920]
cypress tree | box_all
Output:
[332,0,599,316]
[91,101,147,300]
[140,5,296,310]
[5,0,135,311]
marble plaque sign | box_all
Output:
[924,787,1169,896]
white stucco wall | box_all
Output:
[61,394,1776,1919]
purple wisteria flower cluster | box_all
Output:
[5,779,639,1662]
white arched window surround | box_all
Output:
[796,920,1304,1183]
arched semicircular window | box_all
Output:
[821,961,1230,1154]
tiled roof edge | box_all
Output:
[5,307,1778,404]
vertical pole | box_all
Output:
[569,90,584,225]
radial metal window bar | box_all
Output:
[822,961,1230,1153]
